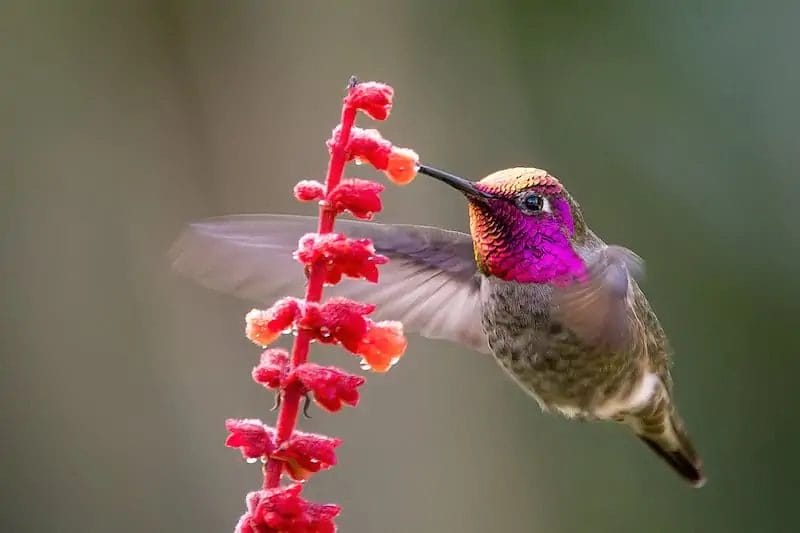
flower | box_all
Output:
[254,355,367,412]
[296,299,407,371]
[294,179,384,220]
[326,179,384,220]
[328,126,418,185]
[252,349,290,389]
[225,417,341,482]
[235,485,340,533]
[225,419,276,460]
[356,320,408,372]
[344,81,394,121]
[332,126,392,169]
[245,298,302,347]
[300,501,341,533]
[295,233,388,285]
[273,431,342,481]
[300,298,375,352]
[288,363,365,412]
[384,147,419,185]
[293,180,325,202]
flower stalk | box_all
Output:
[229,78,420,532]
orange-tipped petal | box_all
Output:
[245,309,282,347]
[384,147,419,185]
[356,320,407,372]
[244,298,301,347]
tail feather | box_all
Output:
[629,396,706,487]
[638,429,705,487]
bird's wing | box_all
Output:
[552,244,645,353]
[170,214,489,353]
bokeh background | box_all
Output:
[3,1,799,532]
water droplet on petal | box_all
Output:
[245,457,259,464]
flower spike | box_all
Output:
[225,79,416,531]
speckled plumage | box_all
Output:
[480,240,659,414]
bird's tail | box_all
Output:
[629,394,706,488]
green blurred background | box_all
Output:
[2,1,799,532]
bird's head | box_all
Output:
[419,165,588,284]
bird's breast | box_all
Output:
[479,277,638,415]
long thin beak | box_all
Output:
[417,164,494,201]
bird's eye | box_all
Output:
[520,193,551,214]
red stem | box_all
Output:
[263,100,358,489]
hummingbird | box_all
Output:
[171,165,705,487]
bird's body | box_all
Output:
[482,263,639,419]
[171,166,705,487]
[480,256,700,477]
[480,230,656,417]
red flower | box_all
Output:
[356,320,407,373]
[289,363,365,412]
[300,502,341,533]
[245,298,302,347]
[295,233,388,285]
[331,125,392,169]
[252,349,290,390]
[236,485,340,533]
[344,81,394,121]
[225,419,276,460]
[273,431,342,481]
[296,299,407,371]
[328,126,418,185]
[225,417,341,482]
[294,178,384,220]
[253,355,366,411]
[293,180,325,202]
[327,179,384,220]
[301,298,375,352]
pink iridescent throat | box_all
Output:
[469,194,586,285]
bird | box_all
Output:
[170,164,705,487]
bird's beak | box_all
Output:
[417,164,495,202]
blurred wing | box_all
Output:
[553,245,645,352]
[169,214,489,353]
